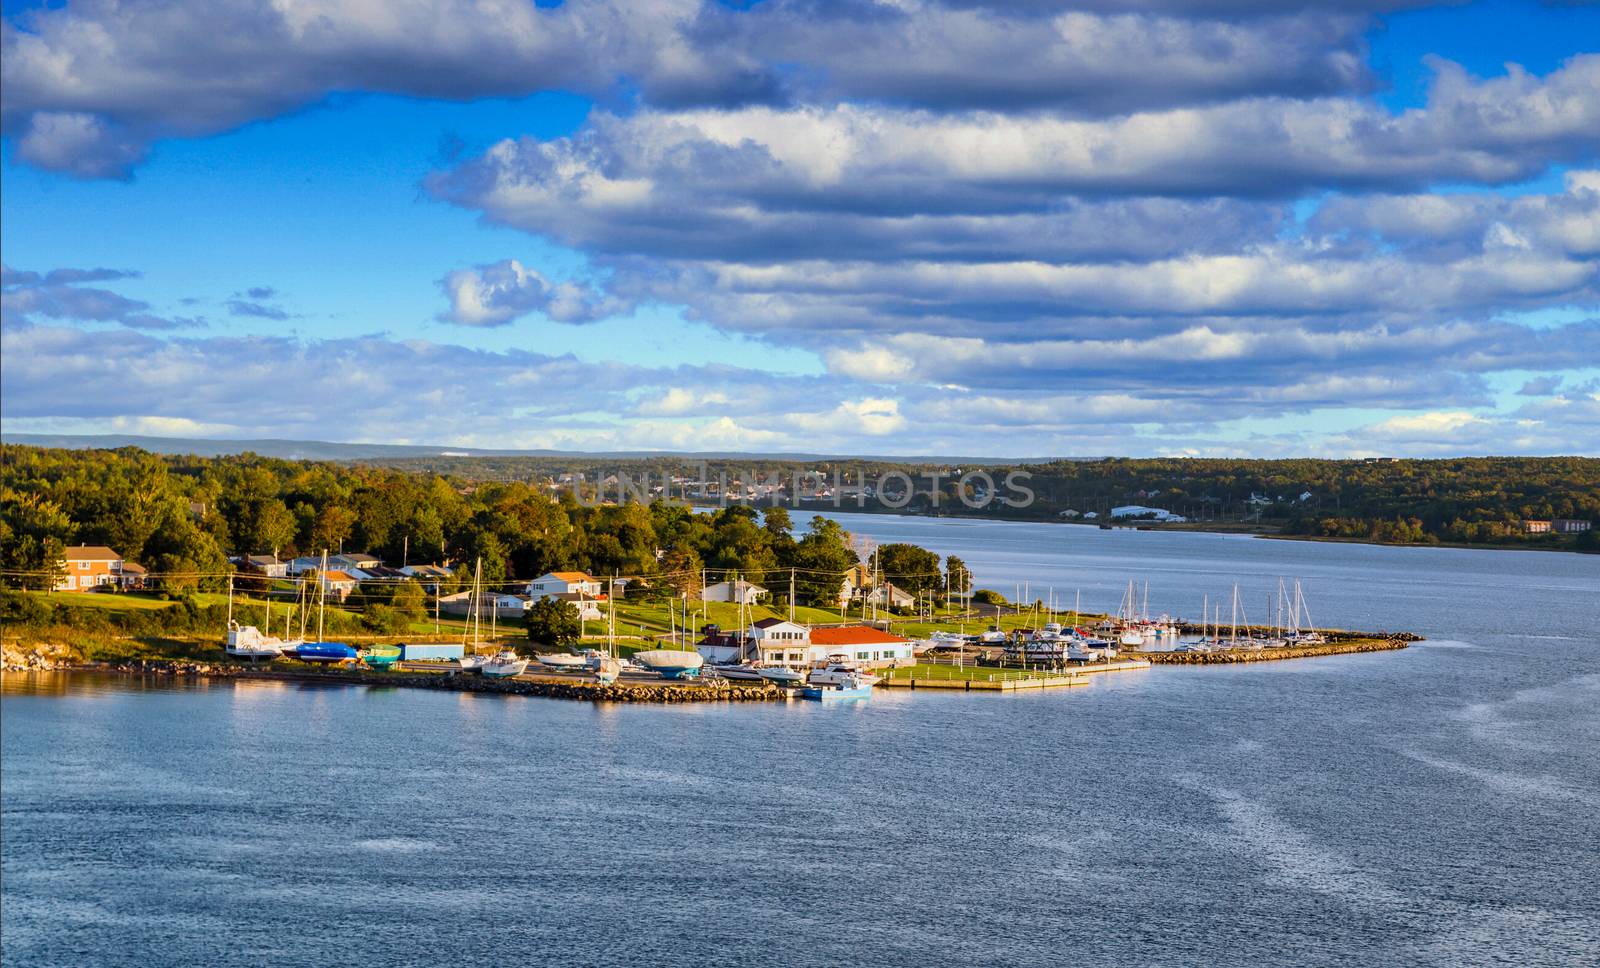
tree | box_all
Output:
[871,543,942,595]
[389,580,427,620]
[945,555,972,598]
[526,596,581,647]
[791,516,857,608]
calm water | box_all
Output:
[4,519,1598,967]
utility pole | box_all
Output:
[789,567,796,623]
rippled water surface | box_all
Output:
[4,519,1598,966]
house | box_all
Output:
[316,570,359,601]
[695,624,753,664]
[328,552,382,573]
[807,626,915,668]
[286,556,322,576]
[1552,519,1591,534]
[531,591,605,622]
[700,579,769,605]
[1523,520,1552,534]
[119,561,148,590]
[1110,505,1188,523]
[240,554,287,578]
[527,571,604,598]
[862,582,915,609]
[56,546,141,591]
[401,563,454,592]
[439,591,532,619]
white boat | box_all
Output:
[755,665,805,686]
[712,663,768,681]
[481,650,529,678]
[976,626,1008,644]
[226,621,286,660]
[537,652,588,669]
[807,663,880,687]
[458,654,489,673]
[588,654,622,685]
[632,649,705,680]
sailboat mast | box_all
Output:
[317,549,328,642]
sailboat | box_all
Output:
[296,550,359,664]
[1283,579,1326,645]
[224,575,286,660]
[458,558,489,673]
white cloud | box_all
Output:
[436,259,624,326]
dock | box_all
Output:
[879,658,1151,691]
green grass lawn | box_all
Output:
[21,590,174,610]
[881,662,1048,682]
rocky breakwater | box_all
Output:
[1143,638,1411,665]
[2,641,79,672]
[94,660,789,704]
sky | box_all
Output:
[1,0,1598,458]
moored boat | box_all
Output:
[800,671,873,701]
[807,663,880,687]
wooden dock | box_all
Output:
[879,658,1151,691]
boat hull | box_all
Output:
[294,642,359,663]
[632,650,704,680]
[801,685,872,701]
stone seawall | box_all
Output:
[66,660,790,704]
[1142,638,1410,664]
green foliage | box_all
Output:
[526,596,581,647]
[871,543,942,595]
[973,589,1008,606]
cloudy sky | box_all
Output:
[2,0,1598,457]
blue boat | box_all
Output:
[294,642,358,664]
[800,671,873,701]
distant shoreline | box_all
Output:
[715,502,1593,556]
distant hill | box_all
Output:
[0,433,1064,465]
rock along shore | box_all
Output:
[55,660,790,704]
[1141,638,1410,664]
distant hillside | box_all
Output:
[0,433,1061,465]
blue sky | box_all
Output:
[2,0,1597,457]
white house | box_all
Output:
[701,579,769,605]
[439,591,532,619]
[241,554,288,578]
[1110,505,1188,523]
[862,583,915,609]
[527,571,604,598]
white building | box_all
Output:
[527,571,604,598]
[700,579,769,605]
[1109,505,1188,523]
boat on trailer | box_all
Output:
[481,650,529,678]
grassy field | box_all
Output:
[881,662,1049,683]
[23,590,175,610]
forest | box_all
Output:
[2,445,1595,605]
[0,445,970,608]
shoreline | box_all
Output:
[702,501,1591,556]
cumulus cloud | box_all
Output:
[436,259,627,326]
[0,1,1413,178]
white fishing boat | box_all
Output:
[481,650,529,678]
[807,663,881,687]
[458,654,489,673]
[632,649,705,680]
